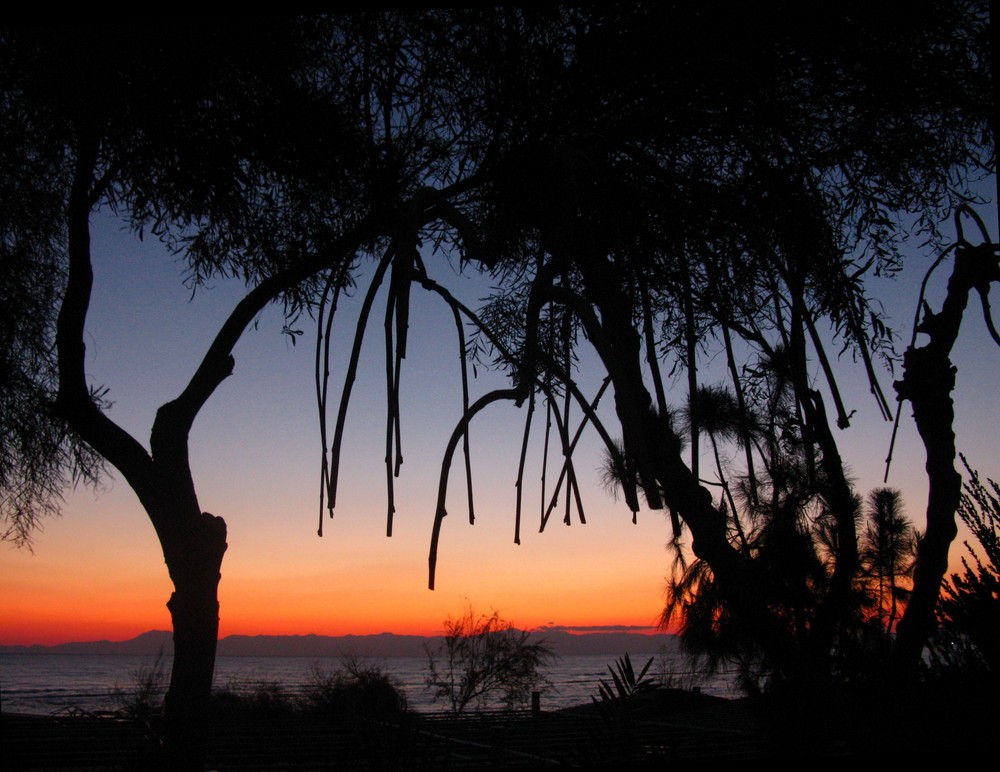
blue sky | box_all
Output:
[1,183,997,644]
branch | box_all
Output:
[152,214,384,465]
[513,389,536,545]
[802,307,852,429]
[540,377,611,531]
[418,273,637,515]
[55,134,155,503]
[428,387,527,590]
[315,264,350,536]
[326,244,396,513]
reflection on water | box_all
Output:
[1,652,739,715]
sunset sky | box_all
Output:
[1,191,997,647]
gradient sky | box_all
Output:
[1,188,997,646]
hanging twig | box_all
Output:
[561,310,573,526]
[802,307,852,429]
[315,262,353,536]
[845,304,894,421]
[383,262,399,537]
[513,389,535,545]
[540,398,574,531]
[417,273,635,513]
[540,376,611,531]
[428,387,527,590]
[327,246,396,514]
[540,384,552,529]
[720,321,759,508]
[681,261,700,484]
[445,294,477,526]
[415,272,637,535]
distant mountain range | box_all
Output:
[1,629,679,658]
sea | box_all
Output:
[0,652,739,716]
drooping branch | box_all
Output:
[383,262,399,537]
[450,298,477,528]
[844,303,894,422]
[642,280,681,535]
[315,264,350,535]
[415,263,642,547]
[680,260,701,485]
[538,396,580,531]
[325,245,396,515]
[417,273,637,514]
[720,321,759,508]
[539,376,611,532]
[428,387,528,590]
[513,389,535,545]
[382,246,418,536]
[559,308,583,526]
[640,280,669,422]
[543,280,649,512]
[802,308,852,430]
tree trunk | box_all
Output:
[160,510,228,770]
[893,346,961,670]
[893,235,996,670]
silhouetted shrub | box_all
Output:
[930,457,1000,682]
[110,649,167,721]
[210,678,296,718]
[425,606,555,714]
[301,655,408,718]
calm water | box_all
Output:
[0,652,737,715]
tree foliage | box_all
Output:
[860,488,918,634]
[934,457,1000,676]
[0,6,994,757]
[358,1,992,688]
[425,607,555,714]
[0,19,415,765]
[0,52,105,545]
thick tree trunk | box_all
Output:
[160,510,228,770]
[893,236,997,671]
[572,252,805,676]
[893,347,962,670]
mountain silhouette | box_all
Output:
[2,630,679,658]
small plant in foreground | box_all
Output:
[592,653,659,723]
[586,654,663,764]
[211,678,295,718]
[302,654,408,717]
[111,649,167,721]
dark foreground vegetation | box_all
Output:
[2,3,996,766]
[8,620,1000,770]
[3,674,994,770]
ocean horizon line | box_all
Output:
[2,628,679,658]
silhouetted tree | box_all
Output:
[893,207,1000,670]
[424,606,555,714]
[0,18,481,765]
[860,488,917,635]
[2,7,994,759]
[328,2,993,688]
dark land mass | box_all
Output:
[0,629,680,658]
[3,686,991,769]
